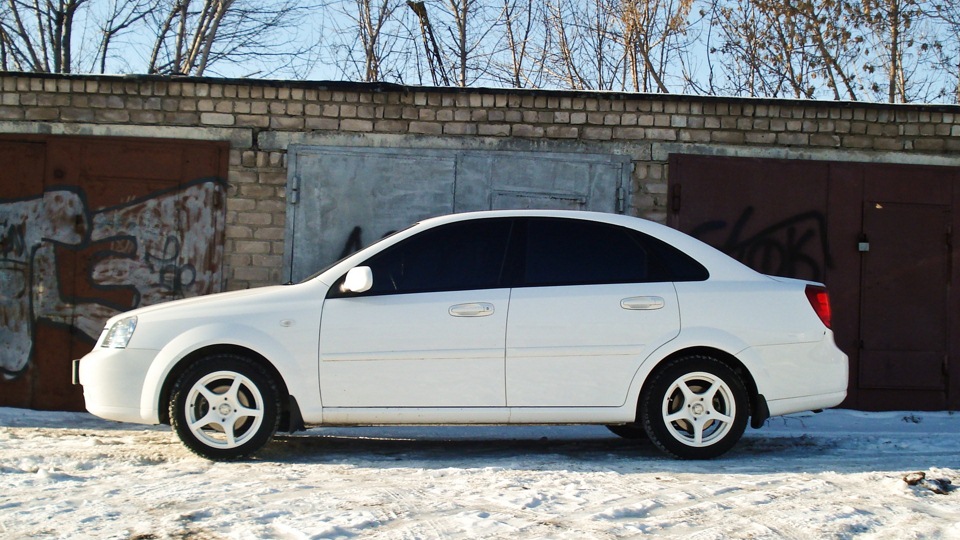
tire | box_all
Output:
[606,423,648,440]
[641,355,748,460]
[169,354,281,460]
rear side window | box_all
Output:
[523,218,658,286]
[521,218,707,286]
[335,218,514,296]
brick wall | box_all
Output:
[2,73,959,290]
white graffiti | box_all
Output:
[0,180,224,379]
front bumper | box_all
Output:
[75,347,161,425]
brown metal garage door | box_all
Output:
[668,154,959,411]
[0,135,228,411]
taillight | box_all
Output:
[805,285,833,329]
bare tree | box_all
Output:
[707,0,865,100]
[495,0,546,87]
[92,0,160,74]
[147,0,324,77]
[434,0,501,86]
[705,0,779,96]
[0,0,92,72]
[328,0,410,82]
[784,0,862,100]
[857,0,935,103]
[927,1,960,102]
[543,0,588,88]
[541,0,626,90]
[619,0,693,93]
[408,0,449,84]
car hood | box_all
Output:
[103,285,298,327]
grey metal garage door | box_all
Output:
[284,146,631,282]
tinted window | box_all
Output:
[521,218,706,286]
[642,233,710,282]
[335,219,513,296]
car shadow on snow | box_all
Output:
[250,425,892,474]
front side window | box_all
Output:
[333,218,514,296]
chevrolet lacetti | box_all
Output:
[75,210,848,460]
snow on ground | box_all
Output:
[1,408,958,539]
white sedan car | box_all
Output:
[75,210,847,460]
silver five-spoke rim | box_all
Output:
[661,371,736,447]
[185,370,265,449]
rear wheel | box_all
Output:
[641,355,748,459]
[169,354,280,460]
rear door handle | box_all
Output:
[621,296,665,310]
[449,302,495,317]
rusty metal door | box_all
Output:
[0,135,228,411]
[668,153,959,411]
[0,141,47,407]
[668,156,831,283]
[855,168,955,410]
[859,202,950,404]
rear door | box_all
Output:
[505,218,683,407]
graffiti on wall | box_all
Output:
[691,206,833,282]
[0,178,224,380]
[337,226,399,260]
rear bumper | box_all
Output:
[767,391,847,418]
[741,333,848,417]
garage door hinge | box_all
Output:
[947,226,953,279]
[290,175,301,205]
[616,186,626,213]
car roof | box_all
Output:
[413,210,764,282]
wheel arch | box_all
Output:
[636,346,763,424]
[157,344,302,432]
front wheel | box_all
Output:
[169,354,280,460]
[641,355,749,459]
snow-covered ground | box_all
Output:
[1,407,957,539]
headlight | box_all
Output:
[101,316,138,349]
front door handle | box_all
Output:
[621,296,665,310]
[449,302,495,317]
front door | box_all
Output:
[318,218,514,408]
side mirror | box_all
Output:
[341,266,373,293]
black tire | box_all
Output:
[641,355,749,460]
[169,354,281,460]
[606,423,648,439]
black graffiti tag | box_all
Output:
[691,207,833,282]
[0,221,26,259]
[145,235,197,299]
[338,226,398,259]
